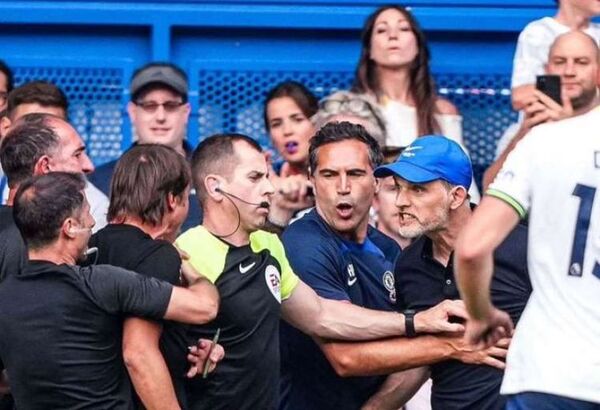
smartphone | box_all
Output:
[536,75,562,105]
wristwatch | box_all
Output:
[404,309,417,338]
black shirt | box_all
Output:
[0,206,26,282]
[395,223,531,410]
[89,224,189,407]
[0,261,172,410]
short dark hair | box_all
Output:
[108,144,191,225]
[0,60,14,93]
[308,121,383,175]
[6,81,68,120]
[264,81,318,130]
[130,62,189,103]
[192,133,262,203]
[14,172,86,249]
[0,113,61,188]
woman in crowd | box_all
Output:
[352,5,462,148]
[263,81,318,225]
[264,81,318,177]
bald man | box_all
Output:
[485,30,600,188]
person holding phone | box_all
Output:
[511,0,600,112]
[484,30,600,189]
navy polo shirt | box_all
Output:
[279,209,401,410]
[395,221,531,410]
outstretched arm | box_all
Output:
[317,332,508,377]
[455,196,520,347]
[281,281,466,341]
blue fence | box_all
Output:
[0,0,557,183]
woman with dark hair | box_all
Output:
[263,81,318,227]
[352,5,462,148]
[264,81,318,177]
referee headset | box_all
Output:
[209,180,269,238]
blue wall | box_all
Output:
[0,0,557,181]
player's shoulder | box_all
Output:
[284,209,335,242]
[367,226,402,258]
[176,225,229,258]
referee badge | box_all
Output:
[265,265,281,303]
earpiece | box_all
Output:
[69,227,92,235]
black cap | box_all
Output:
[130,65,188,99]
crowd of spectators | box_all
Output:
[1,1,600,409]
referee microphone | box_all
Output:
[215,186,270,209]
[69,226,99,261]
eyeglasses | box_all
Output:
[319,97,387,135]
[320,98,375,116]
[135,100,184,113]
[0,91,7,106]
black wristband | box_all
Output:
[404,309,417,338]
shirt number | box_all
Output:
[569,184,600,279]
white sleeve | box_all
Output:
[85,182,109,232]
[511,22,554,88]
[487,129,538,218]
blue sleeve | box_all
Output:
[282,221,350,302]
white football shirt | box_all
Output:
[488,107,600,403]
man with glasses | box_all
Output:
[90,62,202,231]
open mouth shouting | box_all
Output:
[336,202,354,219]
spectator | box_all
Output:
[372,147,412,249]
[265,81,318,177]
[485,30,600,189]
[0,81,68,137]
[0,112,102,282]
[175,132,463,410]
[313,91,387,147]
[352,5,461,148]
[0,82,109,230]
[89,144,222,409]
[511,0,600,111]
[89,62,202,232]
[0,172,218,409]
[263,81,317,230]
[0,60,13,113]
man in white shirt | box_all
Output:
[456,105,600,408]
[0,81,108,230]
[487,30,600,188]
[511,0,600,111]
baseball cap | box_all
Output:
[374,135,472,189]
[130,64,188,100]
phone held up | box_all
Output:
[536,75,562,105]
